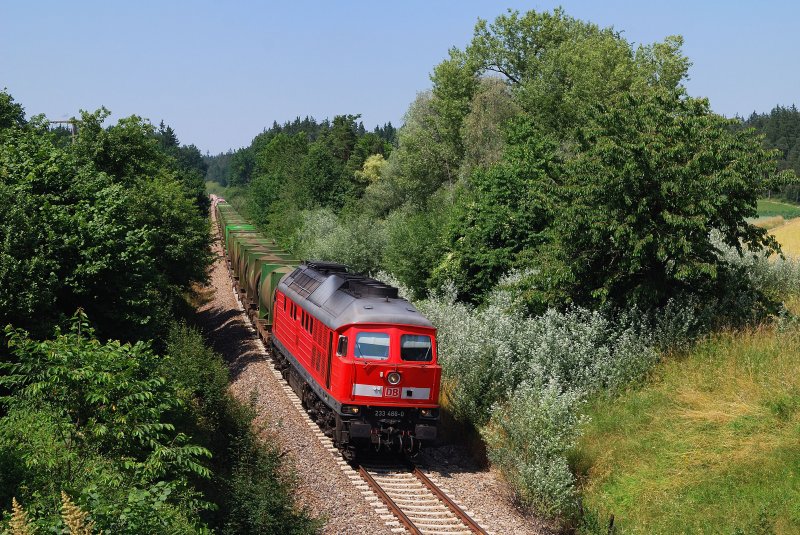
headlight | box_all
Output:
[341,405,360,415]
[387,372,401,385]
[419,408,438,419]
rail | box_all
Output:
[358,462,488,534]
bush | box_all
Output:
[411,271,696,518]
[384,198,453,298]
[713,231,800,303]
[223,433,317,535]
[0,103,211,342]
[0,313,212,533]
[482,383,584,519]
[161,324,319,534]
[416,272,659,425]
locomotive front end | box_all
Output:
[335,324,441,454]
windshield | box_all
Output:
[354,332,390,360]
[400,334,432,362]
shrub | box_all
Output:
[416,272,658,425]
[161,323,318,534]
[412,271,680,518]
[713,231,800,302]
[384,199,452,298]
[222,432,318,535]
[482,382,584,519]
[0,312,211,533]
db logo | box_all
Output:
[384,387,400,398]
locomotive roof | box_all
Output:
[278,262,434,331]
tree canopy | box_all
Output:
[0,92,211,341]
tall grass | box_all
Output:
[575,324,800,534]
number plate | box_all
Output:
[373,409,405,418]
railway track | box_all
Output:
[358,461,489,535]
[211,207,491,534]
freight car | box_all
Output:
[214,201,440,459]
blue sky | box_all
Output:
[1,1,798,154]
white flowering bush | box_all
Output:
[409,271,674,518]
[482,382,585,518]
[415,275,659,425]
[379,270,709,518]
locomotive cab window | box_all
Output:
[354,332,390,360]
[336,335,348,357]
[401,334,433,362]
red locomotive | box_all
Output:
[270,261,441,459]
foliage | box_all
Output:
[528,89,795,312]
[221,434,317,535]
[482,383,584,518]
[0,91,25,130]
[364,92,460,216]
[383,195,454,298]
[161,323,318,534]
[743,105,800,202]
[0,312,211,533]
[433,119,557,301]
[295,208,387,274]
[0,98,211,341]
[416,273,659,427]
[466,9,688,134]
[459,77,521,179]
[195,8,800,526]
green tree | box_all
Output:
[433,119,557,301]
[0,103,210,341]
[0,90,25,130]
[459,77,522,179]
[464,9,688,134]
[531,90,794,311]
[366,93,459,215]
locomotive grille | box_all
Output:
[313,318,325,347]
[312,347,323,373]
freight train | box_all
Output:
[213,197,440,459]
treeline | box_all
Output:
[209,8,797,529]
[205,116,396,189]
[743,105,800,201]
[0,92,317,533]
[0,97,209,342]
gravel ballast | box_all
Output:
[195,225,551,534]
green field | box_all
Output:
[757,198,800,219]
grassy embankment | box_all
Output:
[575,201,800,534]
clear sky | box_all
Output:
[2,1,798,154]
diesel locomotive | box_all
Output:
[213,197,440,459]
